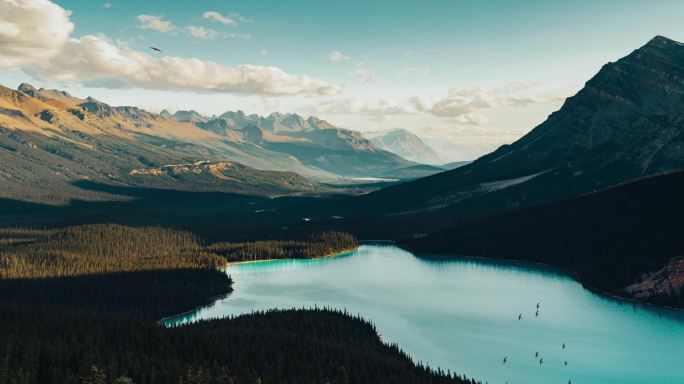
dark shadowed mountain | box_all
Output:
[406,171,684,308]
[441,161,471,170]
[367,128,443,165]
[353,35,684,214]
[167,110,417,177]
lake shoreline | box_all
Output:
[399,243,684,313]
[161,246,360,325]
[223,246,360,267]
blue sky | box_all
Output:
[2,0,684,160]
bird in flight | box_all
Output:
[535,351,539,358]
[150,46,162,53]
[503,356,508,364]
[518,314,522,321]
[563,342,566,349]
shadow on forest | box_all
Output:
[0,181,300,240]
[0,268,232,320]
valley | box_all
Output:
[1,1,683,381]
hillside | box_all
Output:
[405,171,684,308]
[352,36,684,214]
[0,83,332,203]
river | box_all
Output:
[165,244,684,384]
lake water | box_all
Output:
[166,244,684,384]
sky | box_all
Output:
[2,0,684,161]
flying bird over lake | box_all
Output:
[537,302,540,309]
[535,351,539,358]
[518,314,522,320]
[565,361,568,366]
[539,358,544,365]
[563,343,566,349]
[150,46,162,53]
[503,356,508,364]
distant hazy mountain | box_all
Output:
[167,111,416,177]
[353,35,684,213]
[367,128,443,165]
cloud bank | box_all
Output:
[0,0,340,96]
[306,82,564,124]
[0,0,74,67]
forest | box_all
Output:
[207,232,357,262]
[0,225,357,278]
[0,223,474,384]
[0,305,476,384]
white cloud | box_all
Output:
[304,97,417,117]
[303,82,562,125]
[0,0,74,67]
[185,26,217,39]
[136,14,175,33]
[102,3,112,9]
[34,35,341,95]
[411,83,560,121]
[328,50,350,62]
[0,1,340,97]
[399,66,430,77]
[354,67,375,84]
[203,11,252,26]
[222,32,252,41]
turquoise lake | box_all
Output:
[166,244,684,384]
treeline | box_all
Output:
[0,305,476,384]
[0,224,225,278]
[0,225,358,278]
[207,232,357,262]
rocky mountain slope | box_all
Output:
[354,35,684,213]
[367,128,443,165]
[0,84,326,203]
[166,110,417,176]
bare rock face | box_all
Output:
[625,258,684,301]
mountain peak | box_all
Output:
[17,82,36,93]
[644,35,683,48]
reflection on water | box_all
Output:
[166,245,684,384]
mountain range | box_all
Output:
[0,84,428,203]
[353,35,684,214]
[163,109,419,177]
